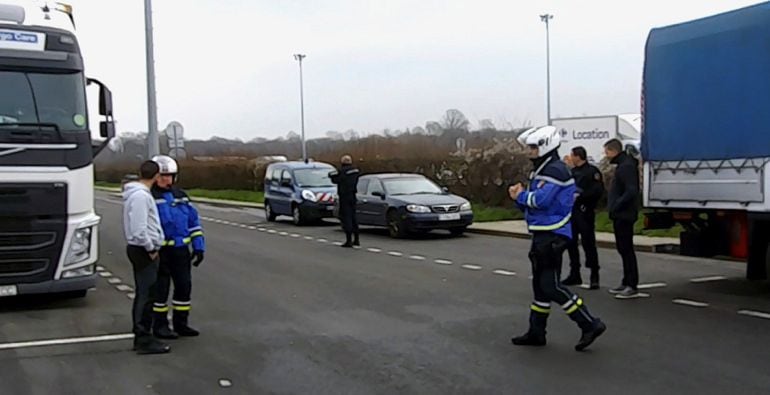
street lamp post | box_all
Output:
[144,0,159,158]
[540,13,553,126]
[294,54,307,163]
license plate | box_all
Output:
[0,285,18,297]
[438,213,461,221]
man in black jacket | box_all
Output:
[330,155,360,247]
[604,139,643,299]
[562,146,604,289]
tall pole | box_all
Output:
[145,0,160,158]
[294,54,307,163]
[540,14,553,126]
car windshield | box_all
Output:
[385,177,443,195]
[295,168,335,188]
[0,71,87,131]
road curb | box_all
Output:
[466,226,679,254]
[96,187,676,253]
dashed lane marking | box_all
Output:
[737,310,770,320]
[0,333,135,351]
[219,379,233,388]
[690,276,728,284]
[317,239,328,243]
[115,284,133,292]
[291,234,301,238]
[107,278,122,284]
[96,266,105,272]
[248,226,257,230]
[127,293,135,300]
[434,259,453,265]
[304,236,314,240]
[98,271,112,278]
[672,298,709,308]
[461,264,482,271]
[638,282,667,290]
[367,248,382,253]
[409,255,426,261]
[493,269,516,276]
[388,251,404,257]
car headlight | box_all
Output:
[65,227,92,266]
[406,204,431,213]
[301,190,317,202]
[460,202,472,211]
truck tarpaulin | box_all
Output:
[642,1,770,161]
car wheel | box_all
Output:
[292,205,304,226]
[450,227,467,237]
[265,201,276,222]
[387,209,407,238]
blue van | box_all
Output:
[263,161,338,225]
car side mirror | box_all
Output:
[372,191,386,199]
[441,186,450,194]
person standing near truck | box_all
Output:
[604,139,644,299]
[562,146,604,289]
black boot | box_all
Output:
[134,334,171,355]
[562,271,582,286]
[341,232,353,248]
[576,319,607,352]
[153,312,178,340]
[173,310,200,337]
[589,270,600,290]
[512,308,548,347]
[353,233,360,247]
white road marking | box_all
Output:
[672,298,709,308]
[333,241,344,246]
[247,226,257,230]
[291,234,300,238]
[127,293,135,300]
[690,276,728,284]
[268,230,277,234]
[239,224,248,228]
[388,251,404,257]
[461,264,482,271]
[98,271,112,278]
[0,333,135,351]
[116,284,133,292]
[317,239,328,243]
[107,278,122,284]
[367,248,382,253]
[409,255,426,261]
[638,282,667,290]
[737,310,770,320]
[304,236,314,240]
[258,228,267,232]
[96,266,105,272]
[579,284,591,289]
[219,379,233,388]
[279,232,289,236]
[493,270,517,276]
[434,259,453,265]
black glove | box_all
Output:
[191,251,205,267]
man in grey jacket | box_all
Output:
[123,161,170,355]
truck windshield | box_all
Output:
[0,71,87,131]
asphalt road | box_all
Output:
[1,192,769,394]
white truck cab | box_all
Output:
[0,2,114,297]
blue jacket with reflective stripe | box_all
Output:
[515,155,576,239]
[152,186,206,251]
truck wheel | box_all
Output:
[265,201,276,222]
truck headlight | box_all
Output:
[62,265,95,279]
[65,227,92,265]
[406,204,431,213]
[460,202,472,211]
[301,190,317,202]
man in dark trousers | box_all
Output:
[122,161,170,355]
[330,155,360,247]
[562,146,604,289]
[151,155,206,338]
[604,139,643,299]
[510,126,606,351]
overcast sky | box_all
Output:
[60,0,761,140]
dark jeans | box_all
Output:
[613,218,639,289]
[127,245,159,337]
[567,207,599,272]
[338,199,359,236]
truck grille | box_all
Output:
[0,259,48,277]
[432,205,460,213]
[0,232,56,252]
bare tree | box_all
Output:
[344,129,360,141]
[326,130,343,140]
[425,122,443,136]
[441,109,470,132]
[478,119,496,131]
[411,126,426,135]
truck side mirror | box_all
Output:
[100,121,115,139]
[87,78,113,116]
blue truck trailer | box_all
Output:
[642,1,770,279]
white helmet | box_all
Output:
[151,155,179,175]
[517,125,561,158]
